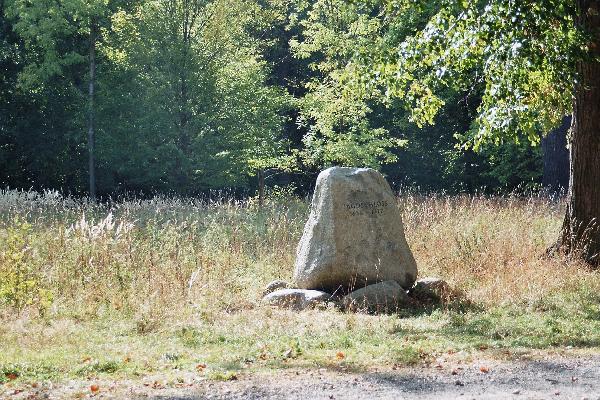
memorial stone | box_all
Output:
[294,167,418,292]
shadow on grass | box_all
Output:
[177,294,600,380]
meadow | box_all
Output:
[1,188,599,387]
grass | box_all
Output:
[0,188,599,388]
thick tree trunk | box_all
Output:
[541,115,570,194]
[556,1,600,264]
[88,21,97,201]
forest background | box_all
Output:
[0,0,570,197]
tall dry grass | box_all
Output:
[401,193,597,306]
[0,188,597,322]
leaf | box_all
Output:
[196,363,207,372]
[6,373,18,381]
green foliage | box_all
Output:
[75,359,123,376]
[347,0,578,148]
[290,0,406,168]
[0,218,53,314]
[0,0,560,194]
[479,141,543,190]
[1,0,291,195]
[99,0,291,191]
[290,1,543,190]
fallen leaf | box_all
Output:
[152,381,163,389]
[6,373,18,381]
[479,366,490,373]
[90,384,100,393]
[336,352,345,360]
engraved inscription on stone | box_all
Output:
[294,166,418,291]
[344,200,389,216]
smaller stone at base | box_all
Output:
[262,289,333,311]
[343,280,410,313]
[262,280,290,296]
[410,277,450,301]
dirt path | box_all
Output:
[144,355,600,400]
[4,354,600,399]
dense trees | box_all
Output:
[1,0,289,195]
[1,0,575,200]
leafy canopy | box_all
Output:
[345,0,581,149]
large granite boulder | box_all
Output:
[293,167,417,292]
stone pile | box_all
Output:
[261,167,451,313]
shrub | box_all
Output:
[0,218,53,314]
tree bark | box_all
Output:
[541,115,570,194]
[556,1,600,264]
[88,21,97,201]
[258,169,265,209]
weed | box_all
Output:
[0,189,598,383]
[0,218,53,314]
[207,369,238,381]
[76,360,123,376]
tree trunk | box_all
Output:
[541,115,570,194]
[556,1,600,264]
[88,21,97,201]
[258,169,265,209]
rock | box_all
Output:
[262,280,290,296]
[410,277,451,301]
[294,167,417,291]
[262,289,333,311]
[342,280,410,313]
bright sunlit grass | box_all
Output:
[1,188,599,386]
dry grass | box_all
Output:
[0,188,599,385]
[401,193,594,306]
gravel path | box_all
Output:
[3,354,599,399]
[149,355,600,400]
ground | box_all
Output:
[1,192,600,399]
[2,352,599,399]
